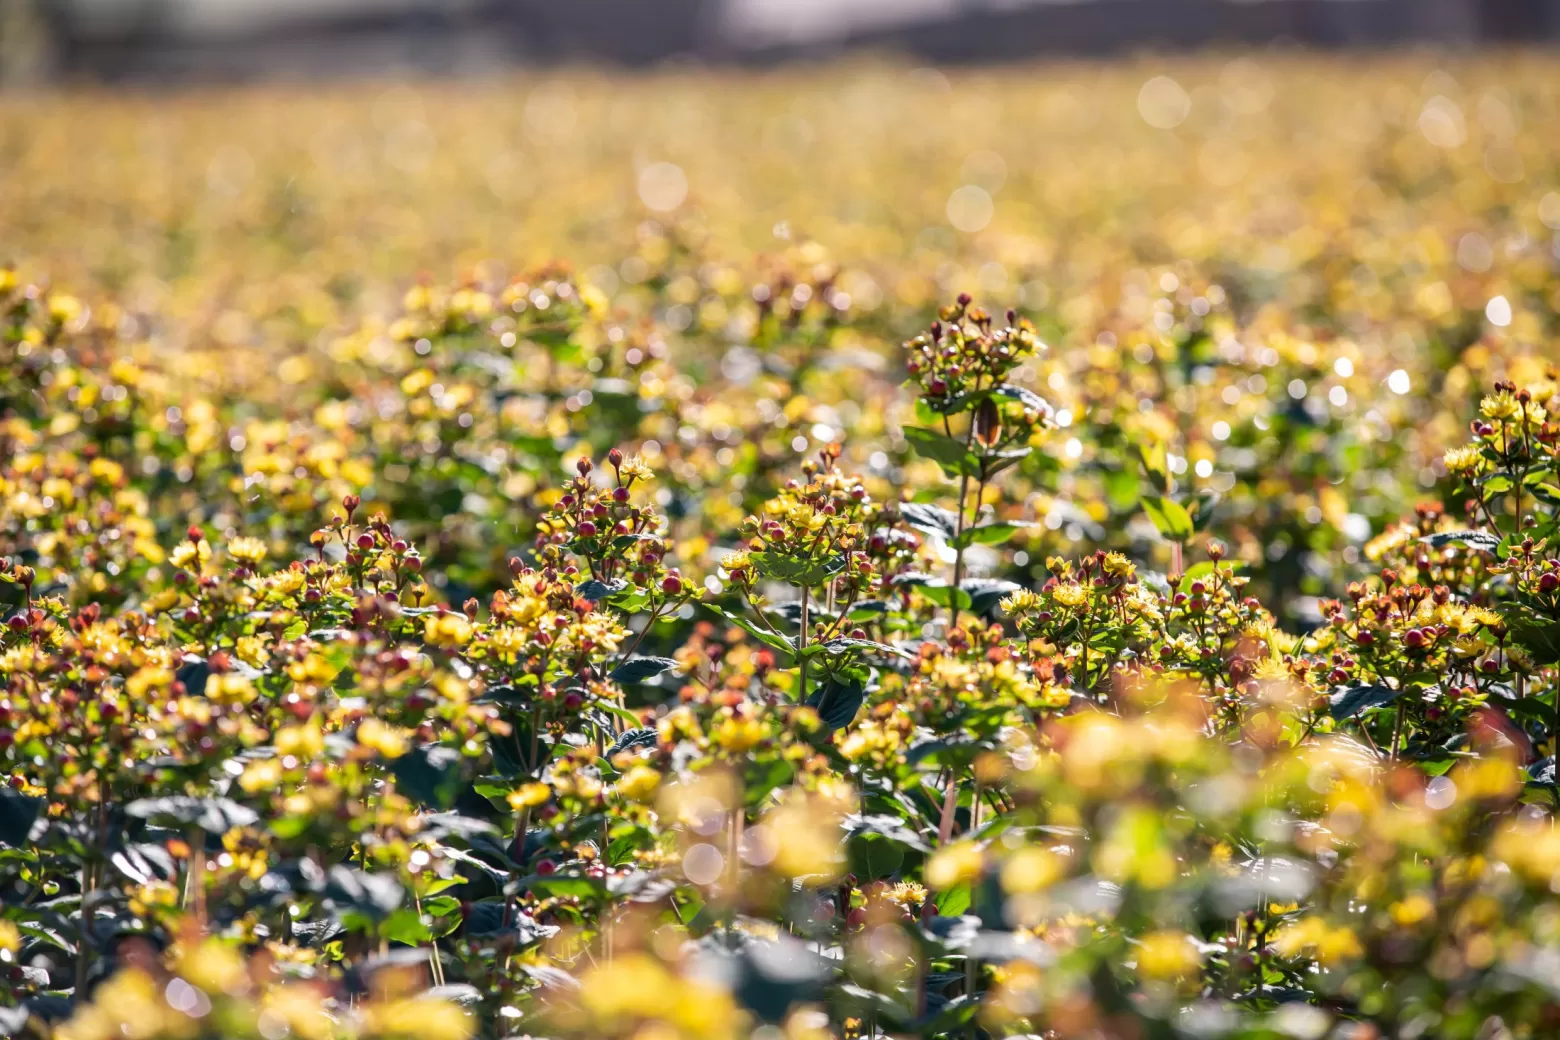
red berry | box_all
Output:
[578,521,597,537]
[662,574,682,595]
[536,859,556,876]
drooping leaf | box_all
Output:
[1142,496,1194,542]
[901,426,978,478]
[606,728,659,759]
[0,788,43,847]
[706,604,796,658]
[1328,684,1401,720]
[391,744,466,811]
[576,578,628,602]
[110,843,179,885]
[805,676,867,730]
[952,520,1035,549]
[126,796,259,833]
[608,656,680,683]
[323,866,405,922]
[899,502,961,541]
[962,578,1022,614]
[804,637,911,660]
[1420,529,1502,553]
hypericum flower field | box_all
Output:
[5,53,1560,1040]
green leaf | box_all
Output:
[1142,496,1194,542]
[1188,489,1221,532]
[934,880,973,917]
[382,908,433,944]
[1134,441,1170,494]
[1481,474,1514,494]
[847,832,905,880]
[916,581,972,611]
[902,426,978,479]
[750,551,845,587]
[952,520,1035,549]
[0,789,43,847]
[900,502,961,540]
[576,578,627,602]
[963,578,1022,614]
[1420,529,1502,553]
[803,637,911,660]
[1328,684,1401,720]
[323,866,405,922]
[1503,604,1560,665]
[805,676,867,730]
[126,796,259,833]
[391,744,466,811]
[608,656,680,683]
[706,605,796,658]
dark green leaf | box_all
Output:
[962,578,1022,614]
[576,578,627,602]
[0,789,43,847]
[606,728,659,759]
[1420,529,1502,553]
[391,744,466,811]
[706,605,796,658]
[805,676,866,730]
[1328,684,1401,720]
[847,832,904,880]
[900,502,960,540]
[125,796,259,833]
[323,866,404,921]
[804,637,911,660]
[609,656,680,683]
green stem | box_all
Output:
[797,586,810,700]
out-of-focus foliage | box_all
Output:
[4,53,1560,1040]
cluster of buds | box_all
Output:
[537,449,679,588]
[480,563,627,698]
[312,495,427,600]
[1444,381,1560,527]
[727,445,876,591]
[903,294,1040,401]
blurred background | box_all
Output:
[3,0,1560,83]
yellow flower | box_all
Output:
[1442,444,1486,476]
[925,840,984,890]
[1136,930,1201,981]
[227,536,268,566]
[507,782,552,811]
[713,714,765,753]
[1000,846,1064,894]
[1481,391,1519,420]
[0,920,19,959]
[361,998,474,1040]
[1051,583,1089,608]
[357,718,409,759]
[1102,551,1136,580]
[424,612,473,648]
[616,765,662,803]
